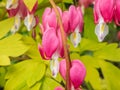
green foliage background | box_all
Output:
[0,0,120,90]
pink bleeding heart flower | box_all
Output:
[114,0,120,26]
[40,7,62,33]
[38,27,59,60]
[38,26,64,78]
[78,0,94,14]
[59,59,86,89]
[62,5,83,47]
[6,0,38,18]
[54,86,82,90]
[6,0,38,32]
[54,86,64,90]
[94,0,114,42]
[78,0,94,8]
[62,11,70,34]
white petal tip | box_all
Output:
[70,31,81,48]
[50,58,59,78]
[95,22,109,42]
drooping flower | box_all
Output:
[62,5,84,47]
[40,7,62,33]
[54,86,64,90]
[11,14,21,33]
[38,27,64,77]
[114,0,120,26]
[39,7,64,78]
[6,0,38,32]
[24,14,36,31]
[94,0,114,42]
[54,86,82,90]
[78,0,94,8]
[59,59,86,89]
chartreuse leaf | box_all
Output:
[0,34,29,57]
[62,0,73,3]
[80,56,102,90]
[0,17,14,39]
[69,38,107,53]
[22,36,42,60]
[5,60,46,90]
[23,0,37,11]
[0,55,10,66]
[0,67,6,87]
[38,0,44,4]
[99,60,120,90]
[79,38,107,52]
[30,81,42,90]
[40,77,62,90]
[94,43,120,62]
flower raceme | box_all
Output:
[59,59,86,90]
[94,0,114,42]
[62,5,84,48]
[39,7,64,78]
[6,0,38,32]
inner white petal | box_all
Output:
[11,15,21,33]
[6,0,18,9]
[50,52,59,78]
[95,22,109,42]
[70,27,81,48]
[24,14,36,31]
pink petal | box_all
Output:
[42,7,57,30]
[114,0,120,26]
[94,0,114,23]
[42,27,59,58]
[77,7,84,33]
[69,5,80,32]
[70,60,86,88]
[59,60,86,89]
[79,0,94,8]
[54,86,64,90]
[18,0,27,18]
[57,29,64,58]
[59,59,66,79]
[38,44,50,60]
[7,8,19,17]
[93,0,101,23]
[62,11,70,34]
[99,0,114,22]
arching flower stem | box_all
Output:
[49,0,71,90]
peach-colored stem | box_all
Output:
[48,0,71,90]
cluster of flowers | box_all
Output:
[38,5,86,90]
[94,0,120,42]
[6,1,86,90]
[6,0,38,33]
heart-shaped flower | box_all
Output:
[59,59,86,89]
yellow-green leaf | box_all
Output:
[5,60,46,90]
[99,60,120,90]
[0,55,10,66]
[23,0,37,11]
[0,34,29,57]
[0,17,14,39]
[94,43,120,62]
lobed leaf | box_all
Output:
[5,60,46,90]
[0,17,14,39]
